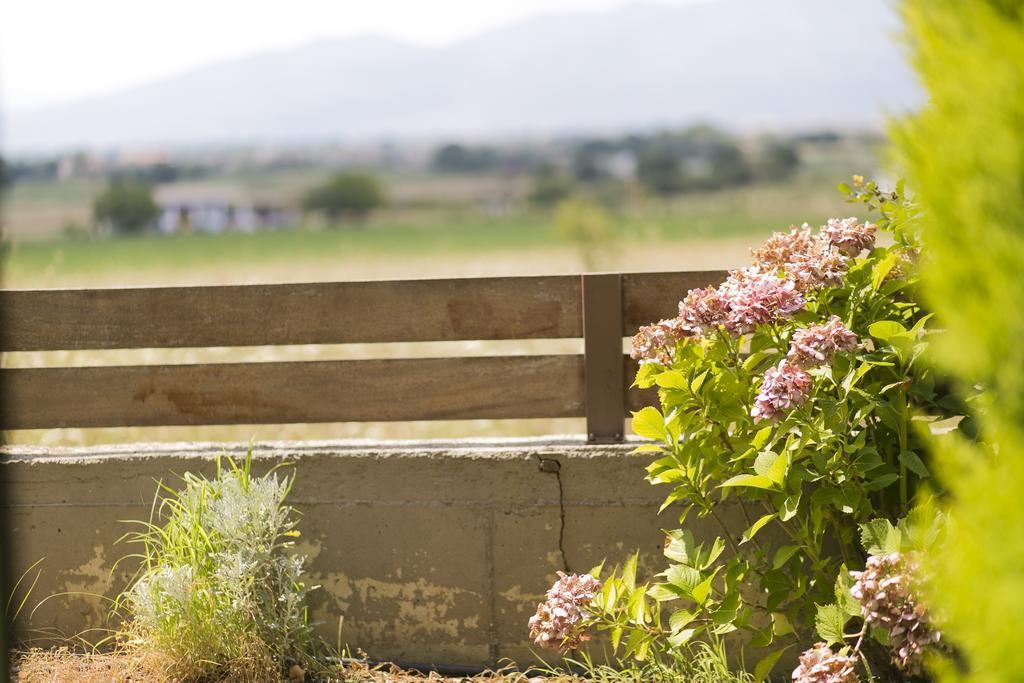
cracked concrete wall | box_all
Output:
[1,437,746,668]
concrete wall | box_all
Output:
[1,437,745,668]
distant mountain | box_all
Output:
[1,0,921,153]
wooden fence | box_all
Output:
[0,270,726,442]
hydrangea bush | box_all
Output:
[529,180,957,680]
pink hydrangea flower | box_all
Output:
[751,224,816,272]
[528,572,602,652]
[630,318,685,365]
[786,235,849,292]
[720,270,805,335]
[751,359,812,422]
[751,225,850,292]
[822,217,877,257]
[850,553,940,675]
[792,643,860,683]
[678,285,729,336]
[788,316,858,368]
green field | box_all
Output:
[3,178,862,288]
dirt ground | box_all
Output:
[11,650,573,683]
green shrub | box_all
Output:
[529,180,960,680]
[893,0,1024,680]
[528,167,575,207]
[302,172,386,222]
[119,451,320,680]
[93,181,160,235]
[551,197,614,270]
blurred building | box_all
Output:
[56,152,103,180]
[154,183,295,234]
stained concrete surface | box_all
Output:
[1,437,746,667]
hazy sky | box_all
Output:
[1,0,699,112]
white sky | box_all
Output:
[1,0,697,112]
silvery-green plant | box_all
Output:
[118,449,319,680]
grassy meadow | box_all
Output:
[3,176,859,288]
[2,165,875,447]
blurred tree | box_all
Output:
[302,172,386,222]
[636,146,684,195]
[3,157,58,183]
[572,140,615,182]
[752,137,800,182]
[93,181,160,235]
[528,166,575,206]
[634,126,752,195]
[431,144,499,173]
[552,197,613,270]
[792,130,842,144]
[114,162,183,185]
[674,125,751,190]
[892,0,1024,680]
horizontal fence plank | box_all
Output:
[0,276,582,351]
[622,270,728,335]
[0,355,584,429]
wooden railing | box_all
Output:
[0,271,726,442]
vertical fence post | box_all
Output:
[582,273,624,443]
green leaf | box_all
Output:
[720,474,777,490]
[621,553,638,592]
[654,370,688,390]
[658,485,691,513]
[667,627,696,648]
[753,450,777,476]
[899,449,931,478]
[743,349,774,371]
[909,313,934,337]
[646,584,679,602]
[741,513,777,545]
[690,368,710,393]
[814,603,849,646]
[871,252,898,291]
[751,425,773,450]
[834,567,860,617]
[633,362,660,389]
[712,590,741,625]
[624,629,647,659]
[610,625,624,651]
[766,451,790,486]
[842,361,875,393]
[627,585,647,622]
[749,626,773,648]
[754,648,789,683]
[859,518,902,555]
[868,320,911,342]
[699,537,726,571]
[780,492,801,521]
[772,545,799,570]
[665,564,701,595]
[663,530,695,564]
[691,567,721,606]
[631,407,667,441]
[866,472,900,491]
[669,609,695,633]
[772,611,794,636]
